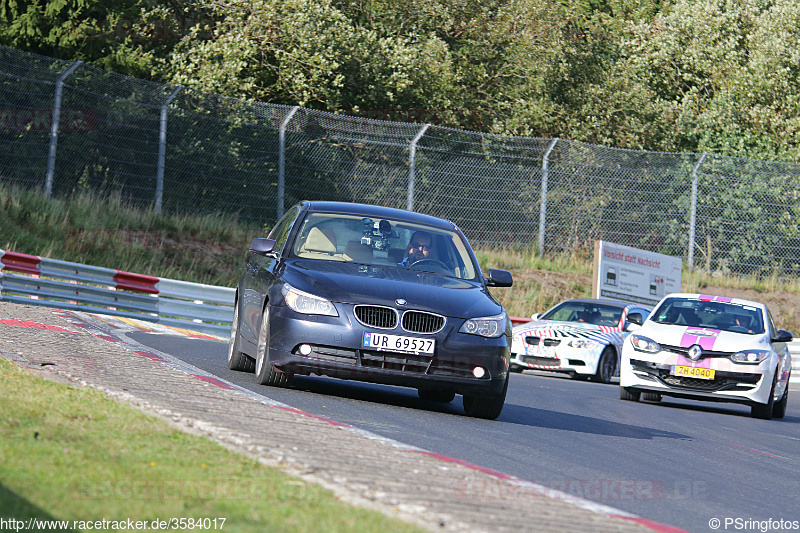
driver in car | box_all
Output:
[399,231,432,266]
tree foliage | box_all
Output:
[3,0,800,161]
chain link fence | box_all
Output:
[3,45,800,278]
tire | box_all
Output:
[463,374,509,420]
[592,346,616,384]
[227,300,255,372]
[772,371,790,419]
[642,392,662,402]
[619,386,640,401]
[254,306,290,387]
[751,371,778,420]
[509,364,524,374]
[418,389,456,403]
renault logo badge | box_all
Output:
[688,344,703,361]
[395,299,406,306]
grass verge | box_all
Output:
[0,358,422,533]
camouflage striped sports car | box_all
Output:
[509,299,651,383]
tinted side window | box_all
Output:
[268,205,301,254]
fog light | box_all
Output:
[299,344,313,356]
[473,366,486,378]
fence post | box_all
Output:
[277,106,300,220]
[538,138,559,255]
[688,152,708,269]
[45,60,83,199]
[155,85,183,215]
[407,124,431,212]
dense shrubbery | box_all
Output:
[2,0,800,162]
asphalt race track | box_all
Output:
[127,331,800,533]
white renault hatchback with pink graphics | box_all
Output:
[619,293,792,419]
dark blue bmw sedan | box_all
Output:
[227,201,514,419]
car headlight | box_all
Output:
[567,339,599,349]
[282,284,338,316]
[460,313,507,338]
[629,334,660,353]
[730,349,770,364]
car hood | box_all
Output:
[281,259,502,319]
[511,319,621,340]
[639,322,771,351]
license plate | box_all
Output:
[672,365,715,380]
[363,332,435,354]
[528,346,555,357]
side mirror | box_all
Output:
[485,268,513,287]
[249,238,277,256]
[531,313,541,320]
[627,313,644,326]
[772,330,793,343]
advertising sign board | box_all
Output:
[592,241,682,306]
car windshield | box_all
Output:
[541,301,623,327]
[651,297,765,334]
[289,212,479,281]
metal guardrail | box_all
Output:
[0,249,234,336]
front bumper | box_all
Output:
[619,350,773,405]
[266,304,510,397]
[510,346,604,375]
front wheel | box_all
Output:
[592,346,616,384]
[642,392,662,402]
[751,371,778,420]
[773,383,789,419]
[227,301,254,372]
[619,386,640,401]
[463,375,508,420]
[255,307,291,387]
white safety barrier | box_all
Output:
[788,341,800,376]
[0,249,234,336]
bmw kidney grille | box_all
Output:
[355,305,444,334]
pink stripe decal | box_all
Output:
[113,271,160,294]
[675,354,711,368]
[699,294,732,303]
[0,251,41,275]
[680,328,720,351]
